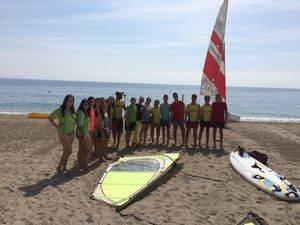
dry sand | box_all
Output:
[0,114,299,225]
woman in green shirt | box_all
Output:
[48,94,75,174]
[76,99,92,171]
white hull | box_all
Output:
[228,112,240,122]
[230,151,300,201]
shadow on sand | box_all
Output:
[19,160,102,197]
[114,143,184,156]
[198,147,229,157]
[19,143,228,198]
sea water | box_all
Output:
[1,78,300,123]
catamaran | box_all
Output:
[200,0,240,122]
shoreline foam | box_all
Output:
[0,111,27,115]
[1,112,300,124]
[241,117,300,123]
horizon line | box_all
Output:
[0,76,299,91]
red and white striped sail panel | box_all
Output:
[200,0,228,100]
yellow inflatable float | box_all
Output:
[27,112,49,119]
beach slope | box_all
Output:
[0,115,299,225]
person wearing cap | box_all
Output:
[211,94,228,150]
[185,94,201,148]
[170,92,185,146]
[111,92,126,148]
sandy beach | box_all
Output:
[0,114,299,225]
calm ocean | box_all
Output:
[1,78,300,123]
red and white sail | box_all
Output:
[200,0,228,100]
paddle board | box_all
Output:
[230,150,300,201]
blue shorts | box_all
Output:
[172,120,184,127]
[161,119,169,127]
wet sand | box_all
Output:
[0,115,299,225]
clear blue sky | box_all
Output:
[0,0,299,88]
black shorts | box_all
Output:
[125,122,136,131]
[112,118,123,133]
[96,130,102,139]
[161,119,169,127]
[200,120,211,128]
[96,129,110,139]
[211,121,225,129]
[141,121,151,124]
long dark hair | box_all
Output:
[60,94,75,117]
[88,96,95,113]
[99,102,108,119]
[94,98,101,117]
[77,99,89,116]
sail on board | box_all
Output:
[91,153,181,211]
[200,0,240,121]
[200,0,228,100]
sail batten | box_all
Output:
[201,0,228,100]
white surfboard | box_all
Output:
[230,151,300,201]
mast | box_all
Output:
[200,0,228,100]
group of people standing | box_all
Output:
[48,92,228,174]
[48,95,112,173]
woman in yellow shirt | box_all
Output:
[199,95,212,149]
[151,100,161,144]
